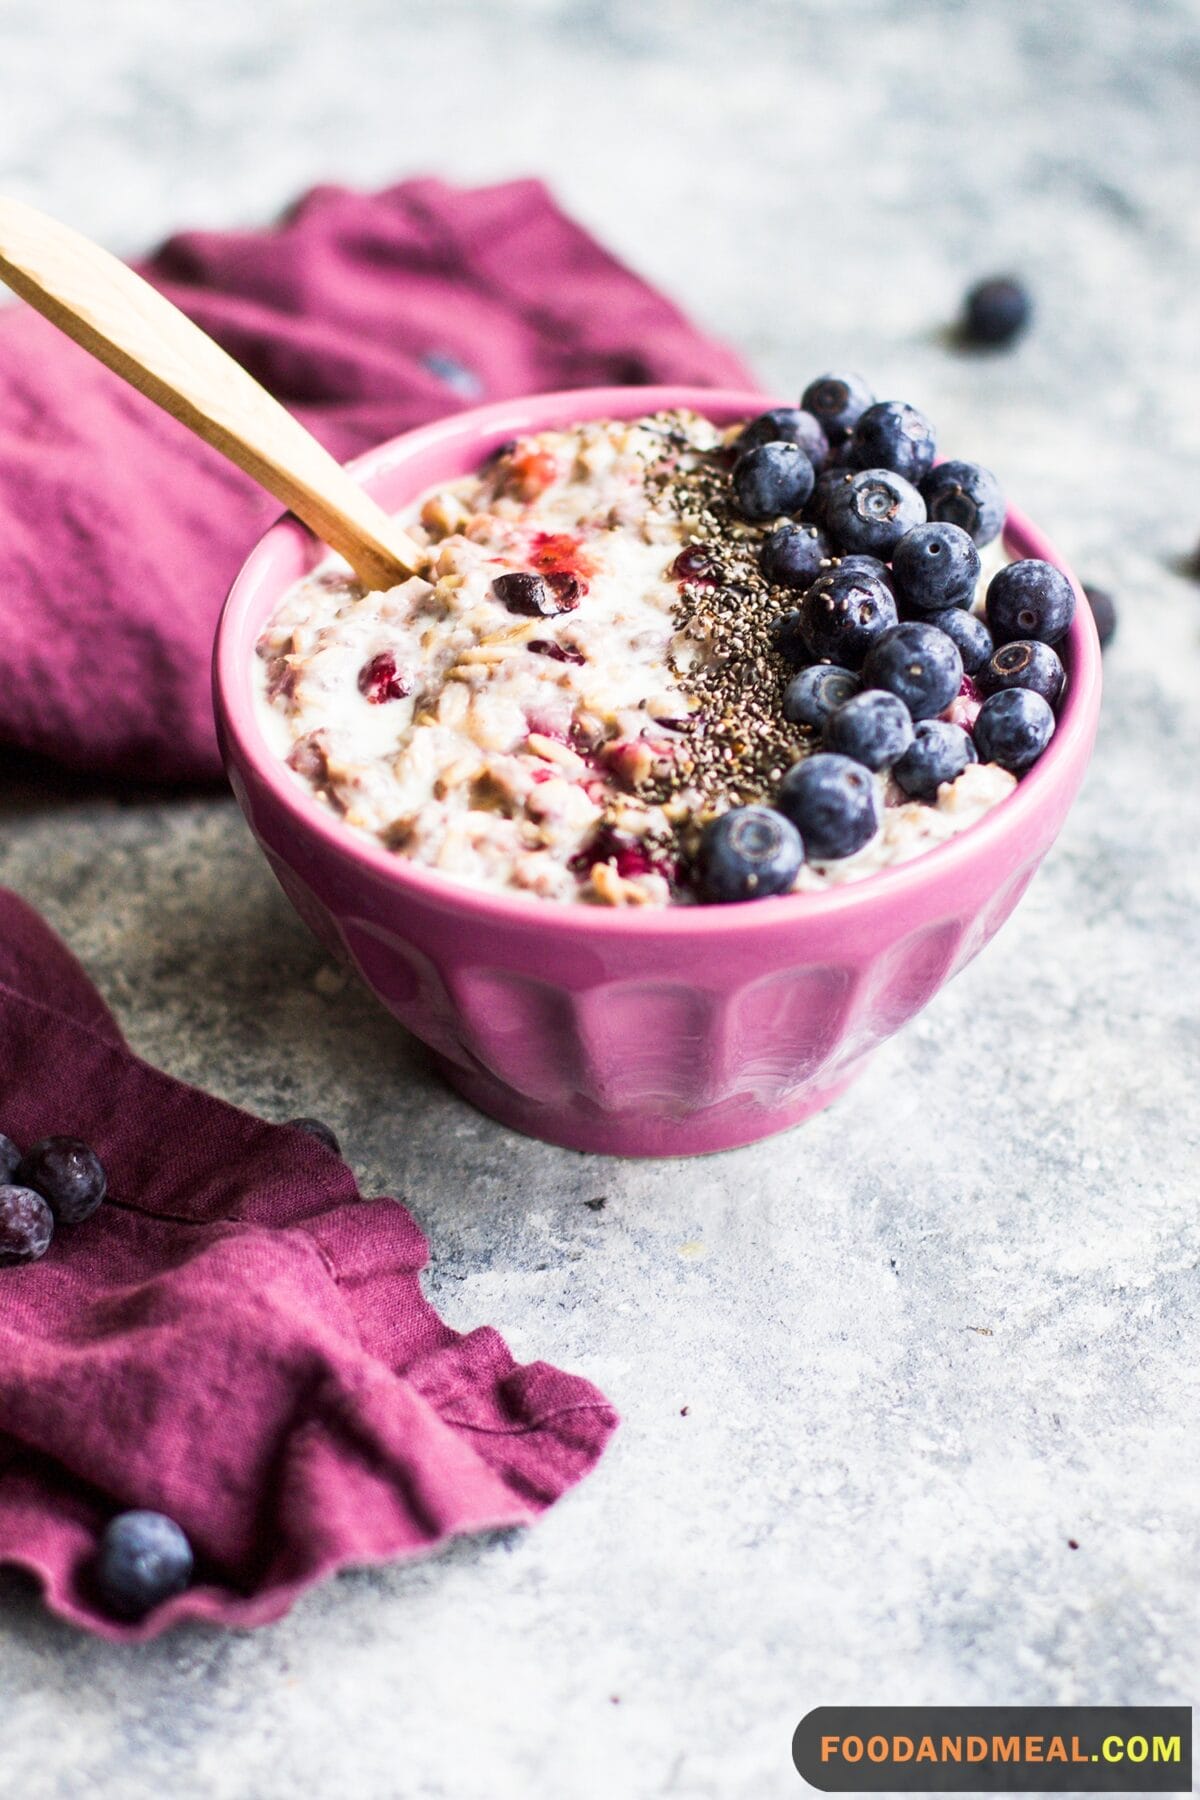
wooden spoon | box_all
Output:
[0,196,425,590]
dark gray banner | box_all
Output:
[792,1707,1191,1792]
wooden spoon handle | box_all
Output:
[0,196,425,589]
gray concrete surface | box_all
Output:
[1,2,1198,1795]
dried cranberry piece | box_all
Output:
[287,733,330,782]
[528,639,586,664]
[544,571,582,610]
[531,531,586,574]
[265,658,295,702]
[570,824,674,884]
[670,544,720,584]
[493,571,579,616]
[505,448,559,500]
[357,652,410,704]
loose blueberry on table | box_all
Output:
[1082,583,1117,649]
[959,275,1033,348]
[0,1185,54,1266]
[286,1116,343,1157]
[0,1132,109,1268]
[16,1136,107,1224]
[93,1510,194,1620]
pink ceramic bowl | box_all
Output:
[214,387,1101,1156]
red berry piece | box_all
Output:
[287,732,330,783]
[670,544,720,584]
[357,653,411,704]
[545,571,582,608]
[528,640,586,665]
[492,571,579,617]
[506,448,558,501]
[570,824,673,884]
[529,532,593,589]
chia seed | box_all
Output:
[642,412,818,816]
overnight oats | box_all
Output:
[255,375,1074,906]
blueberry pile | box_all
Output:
[0,1115,338,1619]
[0,1133,107,1266]
[695,375,1075,903]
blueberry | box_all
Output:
[800,373,874,444]
[822,438,858,472]
[862,622,964,720]
[850,402,937,483]
[974,688,1055,773]
[94,1511,194,1620]
[286,1117,342,1157]
[800,566,899,669]
[925,607,994,674]
[781,664,862,728]
[776,754,882,862]
[1083,584,1117,649]
[0,1186,54,1267]
[986,559,1076,645]
[736,408,829,471]
[836,554,894,591]
[17,1137,106,1226]
[824,468,926,558]
[420,350,483,399]
[731,441,815,521]
[892,522,981,613]
[893,720,979,801]
[0,1134,19,1183]
[770,610,811,669]
[491,571,578,617]
[822,690,914,771]
[760,523,829,591]
[978,639,1065,707]
[962,276,1031,347]
[920,460,1006,547]
[697,806,804,903]
[804,467,853,529]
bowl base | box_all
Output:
[431,1054,871,1157]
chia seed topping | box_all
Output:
[645,413,821,817]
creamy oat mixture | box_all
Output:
[255,412,1018,905]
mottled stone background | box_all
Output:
[0,2,1198,1796]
